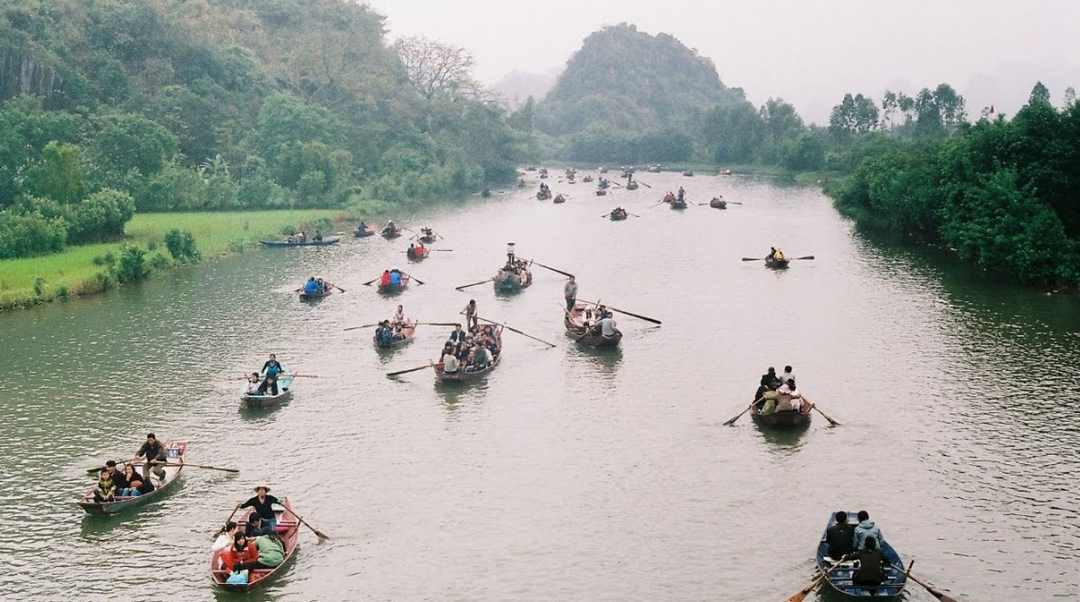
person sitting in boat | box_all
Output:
[235,533,286,572]
[356,221,368,235]
[296,231,307,243]
[663,191,675,203]
[442,348,461,374]
[93,468,117,503]
[767,247,785,262]
[237,484,281,533]
[408,242,416,256]
[212,521,239,552]
[379,270,391,288]
[244,512,274,537]
[449,324,466,348]
[219,532,259,575]
[473,344,492,370]
[118,463,145,497]
[415,241,426,256]
[599,314,619,338]
[303,277,319,297]
[258,354,285,396]
[375,321,394,346]
[676,187,686,203]
[779,365,795,384]
[853,537,887,586]
[392,305,406,326]
[134,432,168,482]
[825,511,856,560]
[384,220,397,235]
[853,511,884,551]
[244,372,261,395]
[755,367,781,401]
[389,269,402,288]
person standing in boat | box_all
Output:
[392,304,406,326]
[463,299,478,331]
[506,242,516,268]
[564,276,578,310]
[237,484,282,532]
[134,433,168,482]
[779,365,795,384]
[257,354,285,396]
[677,186,686,203]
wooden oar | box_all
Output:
[213,505,244,540]
[533,261,574,279]
[476,316,556,348]
[86,461,238,475]
[787,571,826,602]
[332,284,347,293]
[282,506,329,540]
[891,563,958,602]
[418,322,460,327]
[810,402,841,426]
[433,249,454,252]
[723,397,763,426]
[793,255,815,260]
[403,272,425,285]
[362,275,381,286]
[343,323,380,331]
[576,298,662,325]
[386,362,433,378]
[742,257,766,261]
[455,279,491,291]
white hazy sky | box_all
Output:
[368,0,1080,123]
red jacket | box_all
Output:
[220,542,258,572]
[380,272,391,286]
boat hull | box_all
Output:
[765,257,790,269]
[374,322,416,350]
[751,407,811,428]
[259,237,340,247]
[78,441,187,515]
[493,269,531,293]
[241,375,295,409]
[564,306,622,347]
[816,512,907,599]
[211,499,300,592]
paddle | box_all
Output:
[637,180,653,189]
[417,322,461,327]
[533,261,574,279]
[787,572,826,602]
[362,276,381,286]
[891,563,959,602]
[282,506,329,540]
[576,298,662,325]
[723,397,763,426]
[403,272,425,285]
[86,460,238,475]
[476,316,556,348]
[286,374,319,378]
[332,284,347,293]
[455,279,491,291]
[433,249,454,252]
[213,505,244,540]
[810,402,841,426]
[386,362,433,377]
[343,323,380,331]
[741,255,815,261]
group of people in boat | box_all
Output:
[537,182,552,198]
[754,365,812,415]
[824,510,889,586]
[382,220,400,237]
[212,484,288,584]
[663,187,687,204]
[285,230,323,244]
[375,305,411,345]
[91,433,169,502]
[767,247,786,262]
[500,242,531,280]
[301,276,334,297]
[245,353,287,397]
[406,241,428,258]
[439,316,501,374]
[378,268,406,289]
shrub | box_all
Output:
[33,277,46,298]
[56,285,70,301]
[0,210,68,259]
[148,252,170,270]
[112,244,149,283]
[164,229,200,263]
[64,189,136,244]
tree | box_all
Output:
[395,36,480,100]
[759,98,803,143]
[24,142,86,204]
[829,93,879,138]
[1029,81,1051,106]
[1064,86,1077,107]
[509,96,536,131]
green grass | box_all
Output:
[0,209,343,310]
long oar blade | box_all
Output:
[344,323,380,331]
[455,279,491,291]
[787,572,825,602]
[533,261,574,279]
[419,322,461,327]
[386,363,432,378]
[892,566,959,602]
[795,255,815,260]
[741,257,764,261]
[404,272,425,285]
[477,316,556,348]
[811,404,841,426]
[578,298,661,325]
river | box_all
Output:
[1,172,1078,601]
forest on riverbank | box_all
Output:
[0,0,524,261]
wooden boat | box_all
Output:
[564,304,622,347]
[241,374,294,408]
[493,267,532,293]
[553,194,566,204]
[381,227,402,240]
[210,498,301,592]
[720,168,733,175]
[609,208,628,221]
[537,190,552,200]
[407,246,430,261]
[648,165,662,173]
[670,199,688,210]
[598,166,608,174]
[765,256,790,269]
[626,181,639,190]
[539,169,548,179]
[595,189,608,196]
[526,166,538,172]
[434,327,503,383]
[582,175,594,183]
[259,237,340,247]
[298,287,333,301]
[78,441,187,516]
[683,170,694,176]
[374,321,416,350]
[378,273,410,294]
[750,398,811,428]
[816,512,907,599]
[418,230,438,244]
[354,226,375,238]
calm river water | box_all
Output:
[1,172,1078,601]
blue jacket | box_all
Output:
[389,271,401,286]
[304,280,319,296]
[854,520,883,550]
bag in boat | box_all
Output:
[226,570,249,585]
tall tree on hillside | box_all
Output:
[1064,86,1077,107]
[1028,81,1051,105]
[830,93,879,137]
[395,36,480,101]
[760,98,803,143]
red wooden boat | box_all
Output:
[210,498,301,592]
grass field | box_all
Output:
[0,209,343,310]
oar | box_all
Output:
[386,362,433,378]
[576,298,662,325]
[637,180,653,189]
[332,284,347,293]
[476,316,556,348]
[282,506,329,540]
[343,323,380,331]
[891,563,959,602]
[418,322,460,327]
[362,275,381,286]
[793,255,815,260]
[533,261,574,279]
[455,279,491,291]
[86,461,239,475]
[741,257,765,261]
[810,401,841,426]
[787,572,826,602]
[723,397,764,426]
[433,249,454,252]
[403,272,425,285]
[213,505,244,540]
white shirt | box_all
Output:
[600,317,617,337]
[507,243,516,256]
[393,308,405,323]
[212,533,232,552]
[443,355,459,373]
[779,371,796,385]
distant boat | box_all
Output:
[259,237,340,247]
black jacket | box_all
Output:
[241,494,281,520]
[826,523,856,558]
[853,549,885,585]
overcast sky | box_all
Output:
[368,0,1080,123]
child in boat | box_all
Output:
[245,373,261,395]
[93,469,116,503]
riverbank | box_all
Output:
[0,209,343,310]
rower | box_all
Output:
[779,365,795,384]
[564,275,578,310]
[599,313,618,338]
[379,270,391,288]
[442,349,460,374]
[303,277,319,297]
[237,483,281,532]
[464,299,478,330]
[408,242,416,256]
[853,537,886,586]
[134,432,167,482]
[392,304,405,325]
[389,268,402,287]
[357,221,367,234]
[258,353,285,396]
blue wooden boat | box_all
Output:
[816,512,907,599]
[241,375,294,409]
[493,267,531,293]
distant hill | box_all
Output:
[535,23,745,138]
[491,69,559,109]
